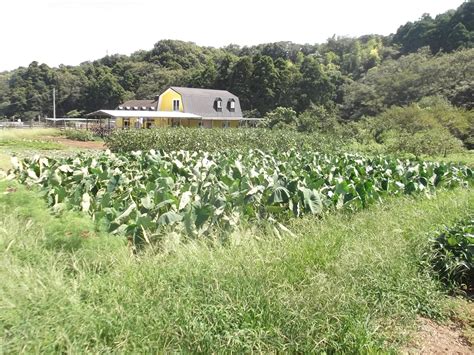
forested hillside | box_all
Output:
[0,1,472,121]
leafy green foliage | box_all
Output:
[430,217,474,289]
[393,1,473,54]
[104,128,339,153]
[260,107,298,129]
[10,149,472,244]
[343,101,472,155]
[261,105,340,134]
[342,48,474,119]
[64,129,94,142]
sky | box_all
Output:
[0,0,466,71]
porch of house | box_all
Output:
[86,110,262,129]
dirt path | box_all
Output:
[45,136,105,150]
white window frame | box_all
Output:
[230,100,235,110]
[172,99,180,111]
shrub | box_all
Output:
[90,126,112,138]
[382,128,464,156]
[64,129,94,142]
[344,103,467,156]
[430,217,474,290]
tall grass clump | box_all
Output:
[429,216,474,290]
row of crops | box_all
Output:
[104,128,342,153]
[10,148,472,243]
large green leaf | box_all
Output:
[157,211,183,225]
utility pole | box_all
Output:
[53,87,56,126]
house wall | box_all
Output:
[116,117,140,129]
[116,118,208,128]
[158,89,183,112]
[210,120,239,128]
[115,117,239,129]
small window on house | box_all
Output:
[118,106,124,110]
[228,99,236,112]
[123,119,130,129]
[222,121,229,128]
[215,98,223,112]
[126,106,131,110]
[172,99,180,111]
[142,106,147,110]
[133,106,138,110]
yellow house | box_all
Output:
[88,87,252,129]
[156,87,242,128]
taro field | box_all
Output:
[9,148,473,244]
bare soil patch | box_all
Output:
[45,136,105,150]
[405,317,473,354]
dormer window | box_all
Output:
[133,106,138,110]
[172,99,180,111]
[118,106,124,110]
[141,106,147,110]
[228,99,236,112]
[126,106,131,110]
[215,98,223,112]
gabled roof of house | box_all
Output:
[117,99,158,110]
[169,87,243,118]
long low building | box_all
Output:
[87,87,261,128]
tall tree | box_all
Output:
[228,56,254,110]
[250,54,279,115]
[297,56,334,112]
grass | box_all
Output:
[0,128,106,172]
[0,128,65,171]
[0,179,472,352]
[0,127,61,140]
[431,151,474,167]
[0,139,63,150]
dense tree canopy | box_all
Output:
[0,1,472,121]
[392,1,473,54]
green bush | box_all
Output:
[430,217,474,289]
[104,128,342,153]
[64,129,94,142]
[343,102,468,156]
[382,128,464,156]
